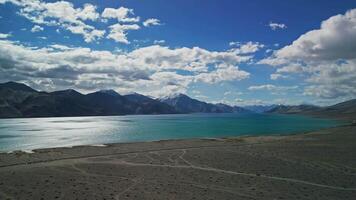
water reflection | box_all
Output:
[0,114,344,152]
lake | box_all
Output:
[0,113,344,152]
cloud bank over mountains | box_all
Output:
[0,40,254,97]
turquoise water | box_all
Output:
[0,113,344,152]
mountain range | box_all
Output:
[1,81,355,120]
[243,105,278,113]
[159,93,249,114]
[0,82,249,118]
[267,101,356,120]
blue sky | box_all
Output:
[0,0,356,106]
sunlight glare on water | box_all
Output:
[0,113,344,152]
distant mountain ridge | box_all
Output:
[0,82,248,118]
[243,105,277,113]
[267,104,320,114]
[124,93,177,114]
[0,81,37,93]
[267,102,356,120]
[159,93,250,114]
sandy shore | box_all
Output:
[0,125,356,200]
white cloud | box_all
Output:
[224,91,231,96]
[303,60,356,99]
[273,12,356,62]
[191,90,201,94]
[101,7,140,23]
[234,99,266,106]
[49,44,74,51]
[107,24,140,44]
[128,45,252,72]
[195,65,249,83]
[229,41,240,46]
[76,3,99,21]
[0,33,11,38]
[0,1,164,44]
[153,40,165,44]
[269,22,287,30]
[143,18,161,27]
[276,64,305,73]
[1,1,104,42]
[149,71,192,97]
[31,25,43,32]
[194,94,209,100]
[65,25,105,43]
[229,41,264,54]
[270,73,288,80]
[3,0,105,42]
[248,84,298,91]
[261,9,356,100]
[304,83,356,99]
[0,39,251,96]
[265,49,273,53]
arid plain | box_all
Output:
[0,125,355,200]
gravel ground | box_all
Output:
[0,125,355,200]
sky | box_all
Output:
[0,0,356,106]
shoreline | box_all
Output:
[0,121,349,154]
[0,112,348,154]
[0,124,353,164]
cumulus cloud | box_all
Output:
[0,0,105,42]
[272,11,356,61]
[269,22,287,30]
[261,9,356,100]
[195,65,249,83]
[77,3,99,21]
[0,0,155,44]
[229,41,264,54]
[143,18,161,27]
[0,39,252,96]
[101,7,140,23]
[0,33,11,38]
[303,60,356,99]
[106,24,140,44]
[31,25,43,32]
[127,45,252,72]
[148,71,193,96]
[276,64,305,73]
[304,83,356,99]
